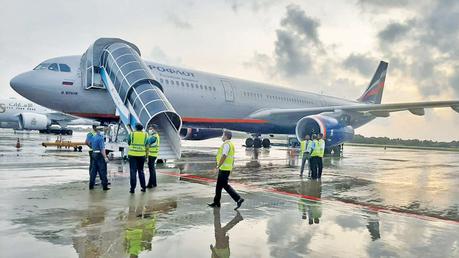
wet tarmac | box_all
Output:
[0,129,458,258]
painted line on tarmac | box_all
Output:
[158,171,459,225]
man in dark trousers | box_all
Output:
[85,125,97,177]
[317,133,326,179]
[127,123,148,193]
[89,126,110,190]
[208,130,244,210]
[309,134,320,179]
[146,126,159,188]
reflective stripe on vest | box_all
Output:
[148,133,160,157]
[216,141,235,171]
[311,140,321,157]
[128,131,148,156]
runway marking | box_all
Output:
[158,171,459,225]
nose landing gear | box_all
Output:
[245,136,271,148]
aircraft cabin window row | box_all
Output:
[242,91,312,104]
[33,63,71,72]
[159,78,216,92]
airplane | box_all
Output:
[9,38,459,158]
[0,97,99,134]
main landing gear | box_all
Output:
[245,136,270,148]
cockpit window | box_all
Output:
[48,63,59,71]
[59,64,71,72]
[33,63,50,70]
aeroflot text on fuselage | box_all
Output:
[148,65,195,77]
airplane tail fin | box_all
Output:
[357,61,388,104]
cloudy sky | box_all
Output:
[1,0,458,141]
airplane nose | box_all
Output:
[10,73,27,94]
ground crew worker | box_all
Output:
[309,134,320,179]
[89,126,110,190]
[208,130,244,210]
[317,133,326,179]
[146,126,159,188]
[299,135,313,177]
[128,123,148,193]
[85,125,97,176]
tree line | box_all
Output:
[351,134,459,149]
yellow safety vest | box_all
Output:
[300,140,306,153]
[148,133,160,157]
[318,139,325,158]
[311,140,321,157]
[216,141,235,171]
[128,131,148,156]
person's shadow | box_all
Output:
[210,208,243,258]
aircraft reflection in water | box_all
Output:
[211,208,243,258]
[73,193,177,258]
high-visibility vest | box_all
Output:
[216,141,235,171]
[148,133,160,157]
[318,139,326,158]
[311,140,321,157]
[128,131,148,156]
[300,140,306,153]
[87,131,96,151]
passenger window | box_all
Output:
[181,82,185,87]
[48,63,58,71]
[160,78,164,83]
[176,80,180,85]
[171,80,175,85]
[58,64,71,72]
[165,79,169,84]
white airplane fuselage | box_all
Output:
[0,98,50,129]
[10,55,366,135]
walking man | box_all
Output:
[89,126,110,190]
[208,130,244,210]
[128,123,148,193]
[309,134,320,179]
[146,126,160,188]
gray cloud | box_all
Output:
[225,0,278,13]
[167,13,192,30]
[378,22,411,42]
[280,5,321,45]
[358,0,413,8]
[274,29,313,76]
[342,53,375,77]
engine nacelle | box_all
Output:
[180,128,223,140]
[18,113,51,130]
[295,115,354,148]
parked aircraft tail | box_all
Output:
[357,61,388,104]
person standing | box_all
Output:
[208,130,244,210]
[317,133,326,179]
[85,125,97,177]
[89,127,110,190]
[146,126,160,188]
[128,123,148,193]
[309,134,320,179]
[299,135,313,177]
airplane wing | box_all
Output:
[46,112,99,127]
[248,100,459,120]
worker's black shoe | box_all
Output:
[234,198,244,210]
[207,203,220,208]
[129,189,135,194]
[141,188,146,192]
[103,187,111,191]
[89,186,94,190]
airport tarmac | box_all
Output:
[0,129,458,258]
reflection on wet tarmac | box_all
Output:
[1,130,459,257]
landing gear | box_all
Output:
[328,145,343,157]
[245,136,270,148]
[245,138,254,148]
[262,138,271,148]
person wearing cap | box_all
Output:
[128,123,148,193]
[208,130,244,210]
[89,126,110,190]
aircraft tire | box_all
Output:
[262,138,271,148]
[245,138,254,148]
[253,138,262,148]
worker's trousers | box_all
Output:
[213,170,241,205]
[129,156,146,190]
[88,150,93,176]
[147,156,157,187]
[309,156,320,179]
[89,153,108,188]
[300,153,311,176]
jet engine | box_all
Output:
[295,115,354,148]
[180,128,223,140]
[18,113,51,130]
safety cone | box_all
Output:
[16,138,21,151]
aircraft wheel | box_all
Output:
[262,138,271,148]
[253,138,262,148]
[245,138,254,148]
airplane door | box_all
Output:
[221,80,235,102]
